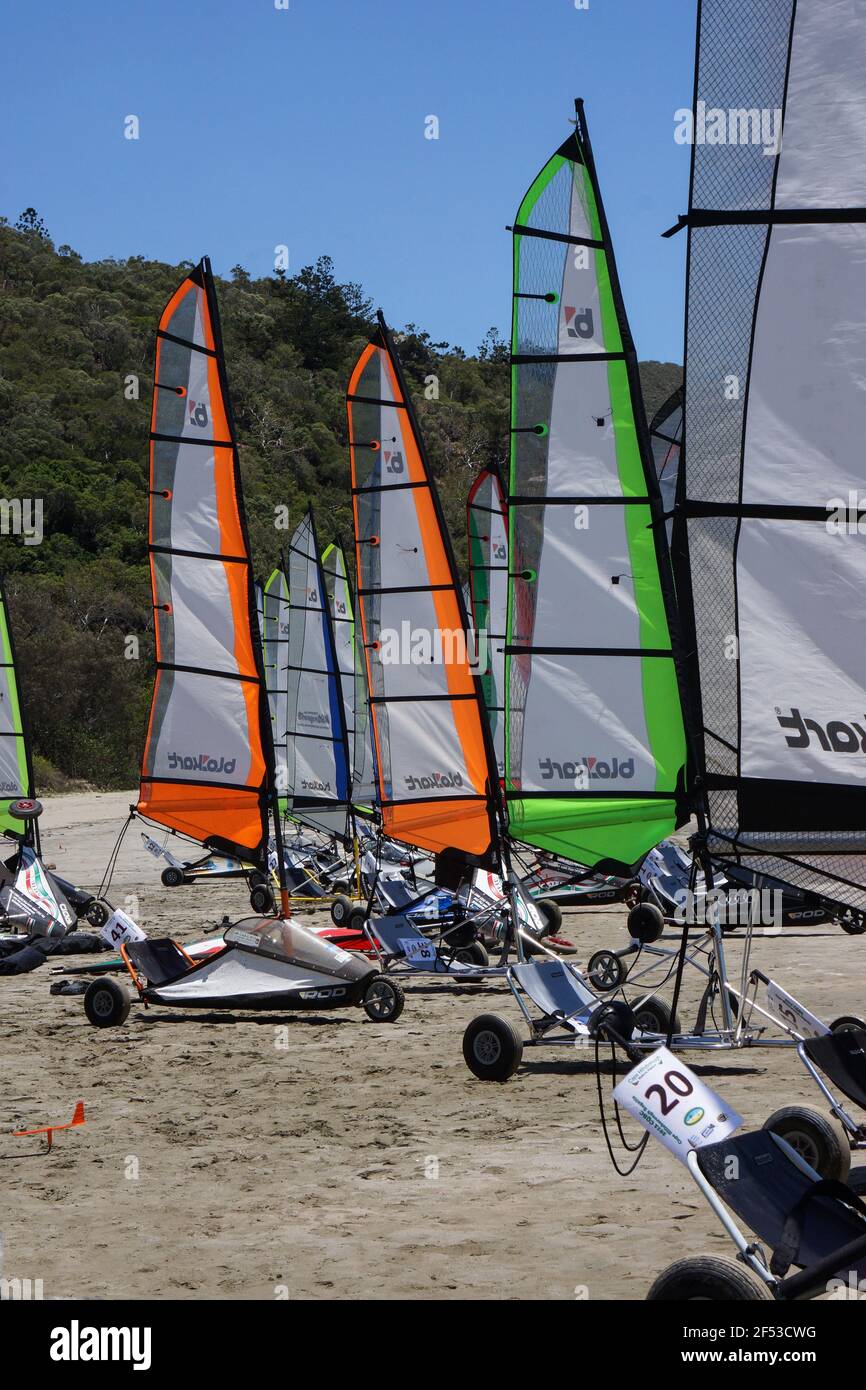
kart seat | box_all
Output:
[511,959,597,1026]
[124,937,192,987]
[697,1131,866,1290]
[803,1030,866,1111]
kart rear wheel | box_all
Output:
[362,975,405,1023]
[160,866,185,888]
[647,1256,772,1301]
[831,1015,866,1034]
[534,898,562,934]
[463,1014,523,1081]
[250,884,275,915]
[454,941,489,969]
[347,907,367,932]
[839,913,866,936]
[84,898,112,930]
[763,1103,851,1182]
[587,949,626,992]
[84,978,131,1029]
[631,993,680,1037]
[330,880,350,897]
[330,894,353,926]
[626,902,665,944]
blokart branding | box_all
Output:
[404,770,464,792]
[187,398,208,429]
[776,707,866,754]
[563,305,594,340]
[167,751,237,776]
[539,755,634,782]
[301,777,331,794]
[383,447,404,474]
[0,780,18,793]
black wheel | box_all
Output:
[160,866,184,888]
[462,1014,523,1081]
[831,1015,866,1034]
[84,898,112,930]
[84,977,131,1028]
[591,1000,635,1045]
[454,941,489,968]
[627,902,665,944]
[347,907,367,932]
[631,993,680,1037]
[248,870,267,889]
[8,797,43,822]
[331,879,350,897]
[533,898,562,934]
[763,1104,851,1182]
[847,1167,866,1196]
[587,949,626,992]
[647,1256,772,1301]
[839,913,866,936]
[362,975,405,1023]
[250,884,275,915]
[330,894,353,926]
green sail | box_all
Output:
[504,104,687,873]
[0,581,33,839]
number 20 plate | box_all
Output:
[613,1046,742,1165]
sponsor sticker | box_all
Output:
[613,1046,742,1164]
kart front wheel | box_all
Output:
[84,898,112,929]
[330,894,353,926]
[84,978,131,1028]
[647,1255,772,1301]
[362,975,405,1023]
[160,866,185,888]
[763,1103,851,1182]
[462,1014,523,1081]
[250,884,275,915]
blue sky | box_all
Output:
[2,0,695,362]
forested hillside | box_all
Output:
[0,213,681,789]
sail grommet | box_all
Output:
[533,423,548,436]
[544,292,559,303]
[369,535,380,548]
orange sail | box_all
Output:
[347,316,498,863]
[137,259,270,863]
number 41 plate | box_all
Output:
[613,1046,742,1165]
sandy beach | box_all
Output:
[2,791,864,1301]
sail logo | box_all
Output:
[539,755,634,781]
[301,777,331,793]
[167,752,237,775]
[298,710,329,727]
[384,449,404,474]
[493,542,507,560]
[0,780,18,793]
[674,101,782,156]
[564,306,593,340]
[776,707,866,754]
[187,399,209,428]
[308,588,318,604]
[404,771,464,792]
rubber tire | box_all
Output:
[84,977,131,1028]
[84,898,112,930]
[631,993,680,1037]
[587,949,626,992]
[330,880,350,897]
[160,866,185,888]
[831,1015,866,1034]
[763,1104,852,1182]
[248,870,267,889]
[463,1014,523,1081]
[330,894,353,926]
[250,884,275,915]
[839,914,866,936]
[347,907,367,932]
[627,902,665,945]
[454,941,489,968]
[847,1167,866,1196]
[362,975,405,1023]
[534,898,562,934]
[647,1256,773,1301]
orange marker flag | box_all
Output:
[13,1100,85,1152]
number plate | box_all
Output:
[613,1046,742,1164]
[100,909,147,947]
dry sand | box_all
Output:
[2,791,864,1301]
